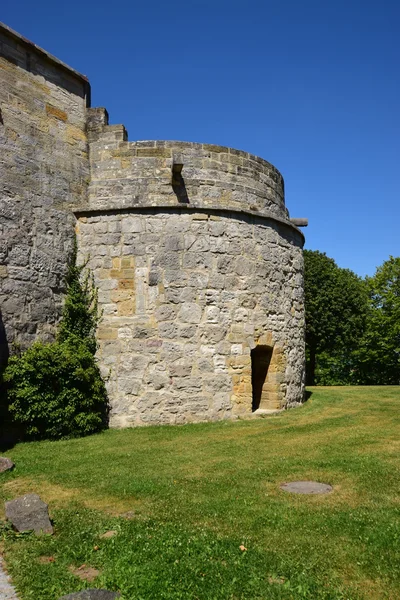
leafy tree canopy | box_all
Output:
[304,250,369,385]
[354,256,400,384]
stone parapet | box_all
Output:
[83,113,293,226]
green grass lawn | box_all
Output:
[0,386,399,599]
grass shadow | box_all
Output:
[0,308,16,451]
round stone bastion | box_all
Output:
[76,138,306,427]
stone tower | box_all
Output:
[0,22,306,426]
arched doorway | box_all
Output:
[251,345,273,411]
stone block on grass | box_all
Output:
[0,458,14,473]
[5,493,53,534]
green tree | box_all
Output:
[304,250,369,385]
[3,243,109,440]
[354,256,400,384]
[57,243,100,353]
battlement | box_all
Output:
[81,107,302,238]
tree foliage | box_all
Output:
[304,250,369,385]
[353,256,400,384]
[4,340,108,439]
[304,251,400,386]
[57,245,100,353]
[3,243,109,440]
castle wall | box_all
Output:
[77,209,305,426]
[0,23,89,354]
[0,22,306,425]
[74,116,306,426]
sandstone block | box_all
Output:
[155,305,177,322]
[178,303,202,324]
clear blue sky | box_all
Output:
[2,0,399,277]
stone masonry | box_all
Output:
[0,22,306,426]
[0,22,89,362]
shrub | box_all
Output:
[3,340,108,440]
[3,242,109,440]
[57,246,100,354]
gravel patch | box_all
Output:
[0,556,19,600]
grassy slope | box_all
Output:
[0,386,399,599]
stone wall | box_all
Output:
[77,109,306,425]
[77,209,305,427]
[84,108,288,220]
[0,22,89,357]
[0,22,306,426]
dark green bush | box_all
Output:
[3,340,108,440]
[3,242,109,440]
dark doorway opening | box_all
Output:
[251,345,273,411]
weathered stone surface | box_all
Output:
[59,591,120,600]
[78,210,305,427]
[5,493,53,534]
[0,23,89,360]
[280,481,333,494]
[0,458,14,473]
[0,22,306,430]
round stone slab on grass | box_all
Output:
[59,590,120,600]
[0,458,14,473]
[280,481,333,494]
